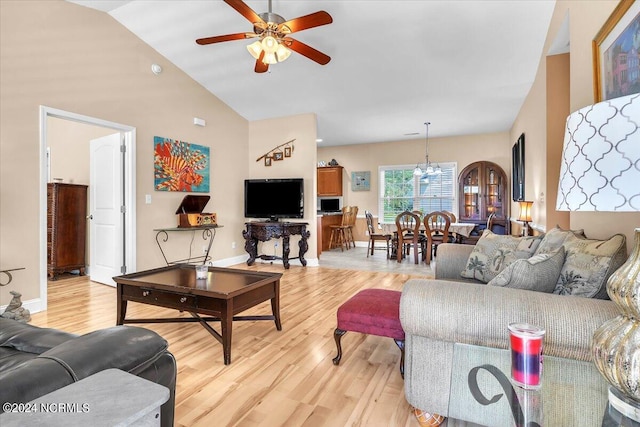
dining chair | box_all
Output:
[458,212,497,245]
[442,211,457,223]
[365,210,392,257]
[395,211,424,264]
[423,211,451,265]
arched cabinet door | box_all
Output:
[458,161,509,235]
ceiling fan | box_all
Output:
[196,0,333,73]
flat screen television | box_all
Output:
[512,133,525,201]
[244,178,304,221]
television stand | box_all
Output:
[243,221,309,269]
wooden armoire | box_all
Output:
[47,183,88,279]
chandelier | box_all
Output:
[413,122,442,176]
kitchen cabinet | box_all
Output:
[317,166,343,196]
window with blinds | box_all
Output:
[378,163,457,223]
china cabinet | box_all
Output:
[458,161,509,234]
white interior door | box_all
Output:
[89,133,123,286]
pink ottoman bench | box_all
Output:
[332,288,405,377]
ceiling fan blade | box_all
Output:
[255,52,269,73]
[278,11,333,34]
[196,32,256,45]
[284,38,331,65]
[224,0,265,25]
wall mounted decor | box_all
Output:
[593,0,640,101]
[154,136,210,192]
[256,139,295,166]
[351,171,371,191]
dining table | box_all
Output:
[448,222,478,243]
[381,221,478,259]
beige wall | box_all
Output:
[248,114,319,261]
[545,53,570,232]
[48,117,115,184]
[0,0,254,307]
[510,0,640,254]
[318,132,511,221]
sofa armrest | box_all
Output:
[434,243,477,282]
[400,278,619,361]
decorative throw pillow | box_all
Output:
[460,231,542,283]
[553,233,627,299]
[535,226,586,255]
[488,247,565,293]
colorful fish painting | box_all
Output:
[154,136,210,192]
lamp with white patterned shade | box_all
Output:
[557,93,640,211]
[556,93,639,419]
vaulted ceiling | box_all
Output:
[67,0,556,146]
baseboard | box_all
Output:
[209,255,247,267]
[1,297,45,316]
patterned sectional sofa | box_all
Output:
[399,227,627,420]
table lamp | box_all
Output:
[556,93,639,420]
[517,201,533,236]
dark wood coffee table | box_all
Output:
[114,264,283,365]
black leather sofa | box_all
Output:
[0,318,177,426]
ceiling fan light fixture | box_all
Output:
[261,35,278,54]
[263,52,278,65]
[275,43,291,62]
[247,40,263,60]
[196,0,333,73]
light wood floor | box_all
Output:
[33,263,433,427]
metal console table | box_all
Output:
[154,225,222,265]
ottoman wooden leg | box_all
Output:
[332,328,347,365]
[395,339,405,378]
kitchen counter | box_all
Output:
[317,213,344,254]
[317,211,343,216]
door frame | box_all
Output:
[39,106,136,310]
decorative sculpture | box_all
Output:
[1,290,31,323]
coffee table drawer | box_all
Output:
[123,286,197,310]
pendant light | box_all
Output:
[413,122,442,176]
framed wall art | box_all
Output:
[154,136,210,192]
[593,0,640,102]
[351,171,371,191]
